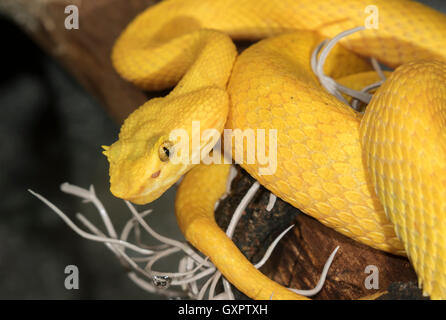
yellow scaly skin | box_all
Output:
[175,158,308,299]
[227,32,402,254]
[361,60,446,299]
[104,0,446,299]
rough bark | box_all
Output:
[215,166,424,300]
[0,0,160,123]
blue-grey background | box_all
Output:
[0,0,444,299]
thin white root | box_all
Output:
[197,274,216,300]
[351,80,384,112]
[371,57,386,80]
[61,183,119,239]
[128,272,187,298]
[288,246,340,297]
[226,181,260,238]
[312,26,388,112]
[222,278,235,300]
[212,292,230,300]
[124,200,211,267]
[29,186,208,299]
[224,165,238,198]
[31,179,339,300]
[208,271,222,299]
[254,224,294,269]
[266,193,277,212]
[214,165,238,209]
[28,190,154,256]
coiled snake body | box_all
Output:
[104,0,446,299]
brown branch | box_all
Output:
[215,166,423,300]
[0,0,161,123]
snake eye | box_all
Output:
[158,141,173,162]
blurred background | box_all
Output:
[0,1,181,299]
[0,0,444,299]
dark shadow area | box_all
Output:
[0,16,180,299]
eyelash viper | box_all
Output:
[103,0,446,299]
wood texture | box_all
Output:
[215,166,424,300]
[0,0,160,123]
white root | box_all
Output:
[266,192,277,212]
[311,26,389,112]
[30,179,340,299]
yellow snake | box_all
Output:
[103,0,446,299]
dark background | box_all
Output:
[0,8,181,299]
[0,0,444,299]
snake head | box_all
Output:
[103,88,228,204]
[101,95,193,204]
[102,130,190,204]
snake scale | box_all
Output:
[103,0,446,299]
